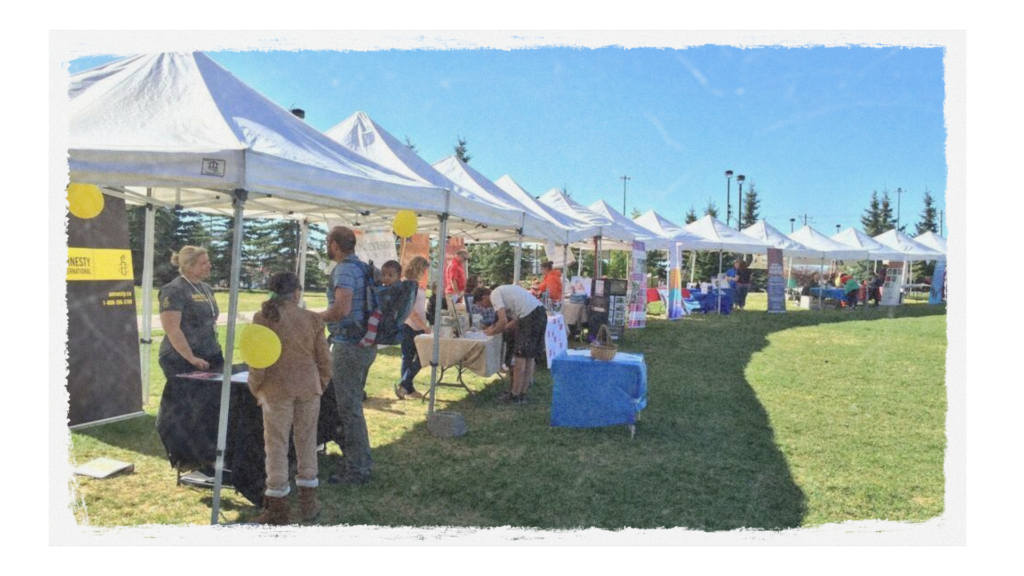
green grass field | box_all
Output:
[69,293,946,529]
[133,287,328,316]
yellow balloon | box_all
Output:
[240,324,282,369]
[67,183,105,220]
[392,210,418,238]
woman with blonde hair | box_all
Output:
[157,246,223,379]
[248,272,332,525]
[396,256,430,399]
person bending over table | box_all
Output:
[473,285,546,405]
[843,275,861,308]
[158,246,223,379]
[248,272,332,525]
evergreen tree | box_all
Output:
[467,241,515,286]
[879,189,894,233]
[915,190,939,235]
[454,137,472,164]
[861,191,882,236]
[741,181,761,230]
[913,190,939,282]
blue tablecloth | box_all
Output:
[550,349,647,428]
[810,287,845,300]
[686,291,733,314]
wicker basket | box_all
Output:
[589,325,618,361]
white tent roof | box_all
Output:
[633,210,710,251]
[69,52,449,222]
[831,227,906,261]
[432,157,567,243]
[913,231,947,256]
[324,112,527,240]
[587,200,667,249]
[493,174,596,244]
[787,225,870,261]
[873,229,944,261]
[741,220,820,258]
[536,188,636,247]
[683,215,772,253]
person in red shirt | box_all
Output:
[530,261,563,302]
[445,249,469,297]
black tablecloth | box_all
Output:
[155,365,342,506]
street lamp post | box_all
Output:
[620,175,631,215]
[836,224,841,234]
[724,170,733,226]
[736,175,745,229]
[895,187,904,232]
[790,218,795,233]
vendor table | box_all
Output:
[686,290,733,314]
[415,333,504,399]
[810,287,845,300]
[155,366,341,506]
[549,349,648,437]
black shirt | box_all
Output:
[158,276,221,360]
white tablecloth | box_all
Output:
[414,333,504,378]
[561,301,588,326]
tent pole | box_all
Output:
[296,219,309,307]
[211,188,247,526]
[819,258,825,311]
[428,192,451,415]
[139,189,156,405]
[689,250,696,284]
[577,247,582,276]
[595,236,603,277]
[562,237,570,299]
[717,250,723,314]
[513,213,525,284]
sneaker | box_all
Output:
[498,391,515,403]
[514,394,528,405]
[407,390,425,400]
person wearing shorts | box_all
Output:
[473,285,546,404]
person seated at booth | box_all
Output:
[800,272,821,297]
[530,260,563,303]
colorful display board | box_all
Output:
[766,248,786,313]
[627,241,647,329]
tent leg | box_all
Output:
[595,236,603,277]
[139,190,155,405]
[717,250,723,314]
[296,219,309,307]
[689,250,696,284]
[428,192,452,416]
[211,189,246,526]
[513,224,524,284]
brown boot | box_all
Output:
[297,487,322,522]
[254,495,290,526]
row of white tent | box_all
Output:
[66,52,946,524]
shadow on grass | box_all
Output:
[74,413,169,460]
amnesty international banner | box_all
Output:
[627,241,647,329]
[667,245,684,319]
[66,194,143,428]
[766,248,786,313]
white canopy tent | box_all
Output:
[325,112,526,242]
[831,227,907,262]
[68,52,489,525]
[433,157,568,283]
[537,188,636,276]
[683,215,772,313]
[588,200,665,249]
[872,230,944,261]
[494,174,597,279]
[743,220,820,293]
[913,231,947,257]
[787,226,870,309]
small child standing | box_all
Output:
[396,256,430,399]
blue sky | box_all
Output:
[69,46,947,235]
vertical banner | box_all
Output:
[766,248,787,313]
[544,313,569,368]
[353,227,398,268]
[929,259,946,304]
[667,245,684,319]
[627,241,647,329]
[401,233,432,289]
[881,262,904,306]
[67,193,144,428]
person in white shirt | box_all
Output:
[473,285,546,404]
